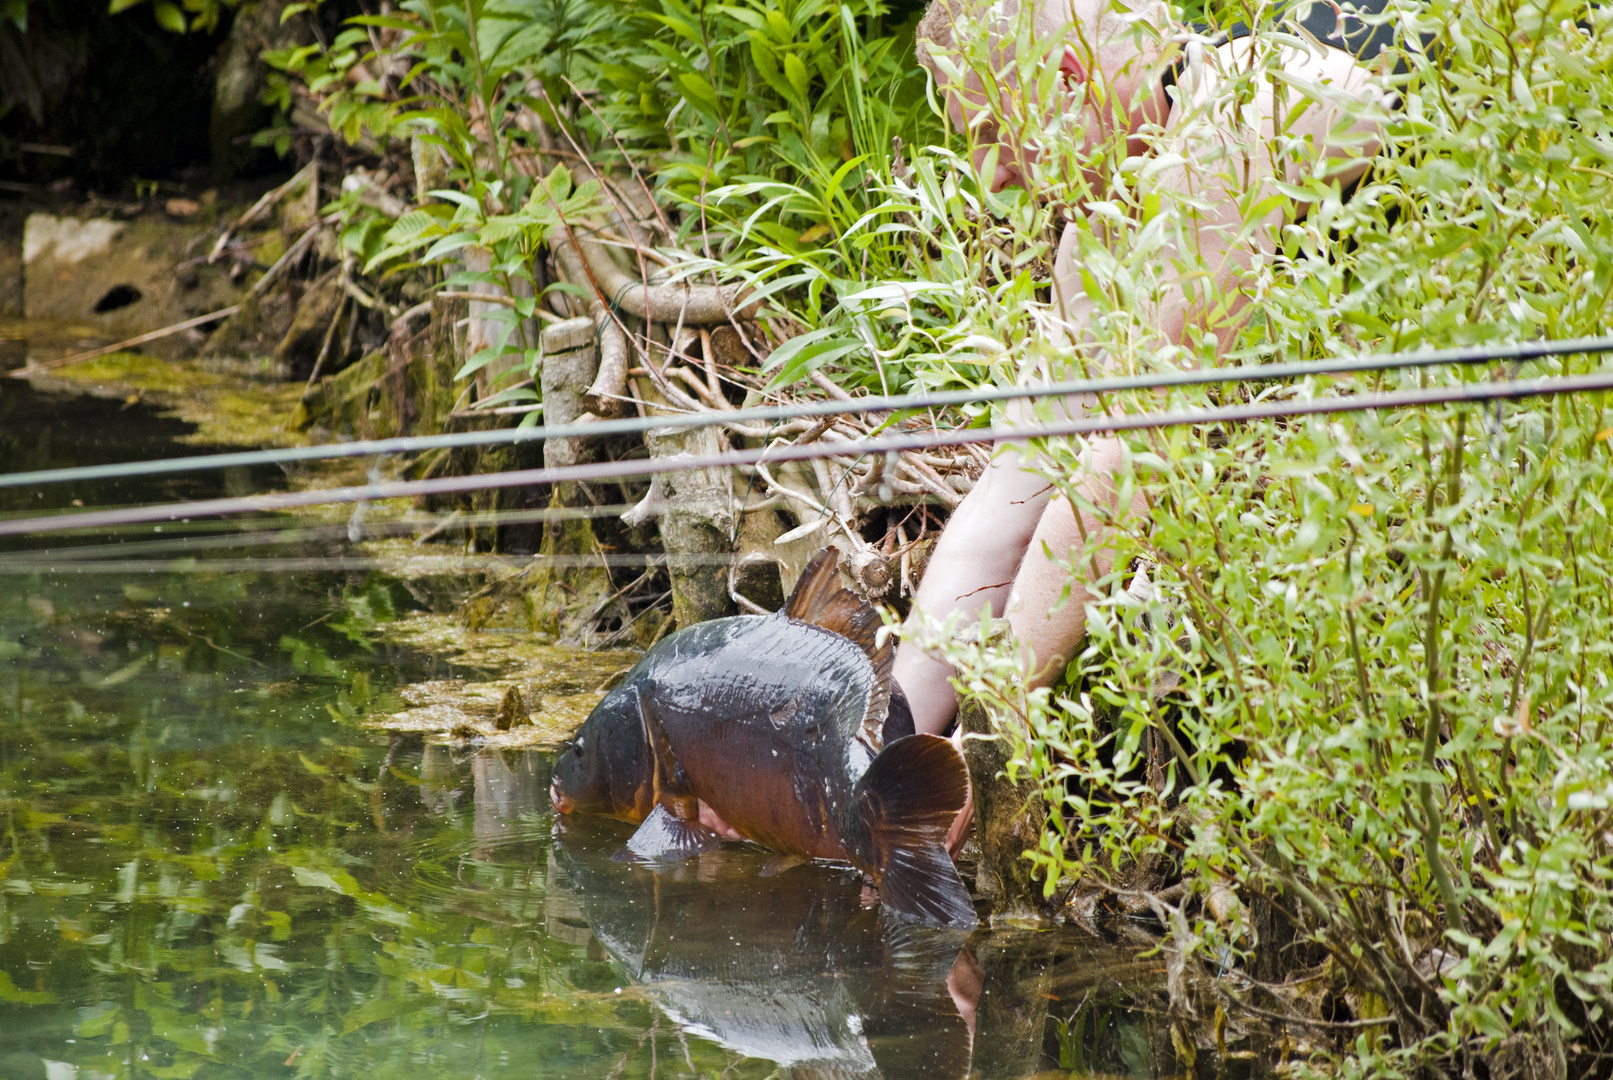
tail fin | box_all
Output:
[853,734,978,929]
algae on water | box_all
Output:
[40,351,303,450]
[361,611,639,748]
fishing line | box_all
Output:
[6,333,1611,492]
[0,504,649,561]
[0,500,640,536]
[5,368,1610,539]
[0,552,744,575]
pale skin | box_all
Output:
[894,17,1387,738]
[700,11,1384,843]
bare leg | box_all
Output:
[1004,437,1147,689]
[891,444,1057,735]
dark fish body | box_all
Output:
[609,613,877,860]
[551,549,976,929]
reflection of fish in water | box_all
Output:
[550,817,978,1080]
[550,549,976,929]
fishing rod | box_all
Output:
[0,552,743,575]
[5,333,1610,492]
[0,502,647,558]
[3,368,1608,540]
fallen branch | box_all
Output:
[552,223,757,325]
[251,225,321,297]
[340,168,409,218]
[11,305,243,378]
[584,310,630,418]
[305,293,350,389]
[811,370,854,402]
[338,260,387,312]
[209,161,319,264]
[390,300,432,335]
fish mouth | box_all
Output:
[549,781,573,815]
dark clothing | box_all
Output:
[1236,0,1401,64]
[1162,0,1404,96]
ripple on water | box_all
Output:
[0,374,1188,1080]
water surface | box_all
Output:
[0,381,1183,1079]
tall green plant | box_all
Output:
[908,0,1613,1069]
[265,0,614,399]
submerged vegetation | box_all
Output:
[4,0,1613,1073]
[256,0,1613,1070]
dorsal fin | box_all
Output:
[782,547,893,750]
[782,547,879,650]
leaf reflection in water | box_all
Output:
[0,395,1174,1080]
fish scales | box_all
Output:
[550,548,978,928]
[642,616,870,859]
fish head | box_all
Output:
[549,684,652,821]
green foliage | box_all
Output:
[266,0,621,393]
[106,0,236,34]
[262,0,948,397]
[908,0,1613,1069]
[594,0,939,239]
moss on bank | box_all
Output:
[41,351,304,449]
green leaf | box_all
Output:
[677,72,719,106]
[151,1,185,32]
[766,338,861,388]
[427,188,484,214]
[0,970,55,1005]
[711,5,765,29]
[382,210,438,246]
[476,216,525,244]
[454,345,509,382]
[474,385,539,409]
[420,232,477,262]
[783,53,811,105]
[764,8,791,42]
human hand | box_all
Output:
[697,800,742,839]
[946,727,974,860]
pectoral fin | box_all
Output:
[634,680,685,804]
[613,680,718,863]
[619,803,724,862]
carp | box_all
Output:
[550,548,977,929]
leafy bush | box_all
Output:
[907,0,1613,1072]
[255,0,1613,1066]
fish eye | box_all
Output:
[574,738,586,755]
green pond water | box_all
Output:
[0,378,1191,1080]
